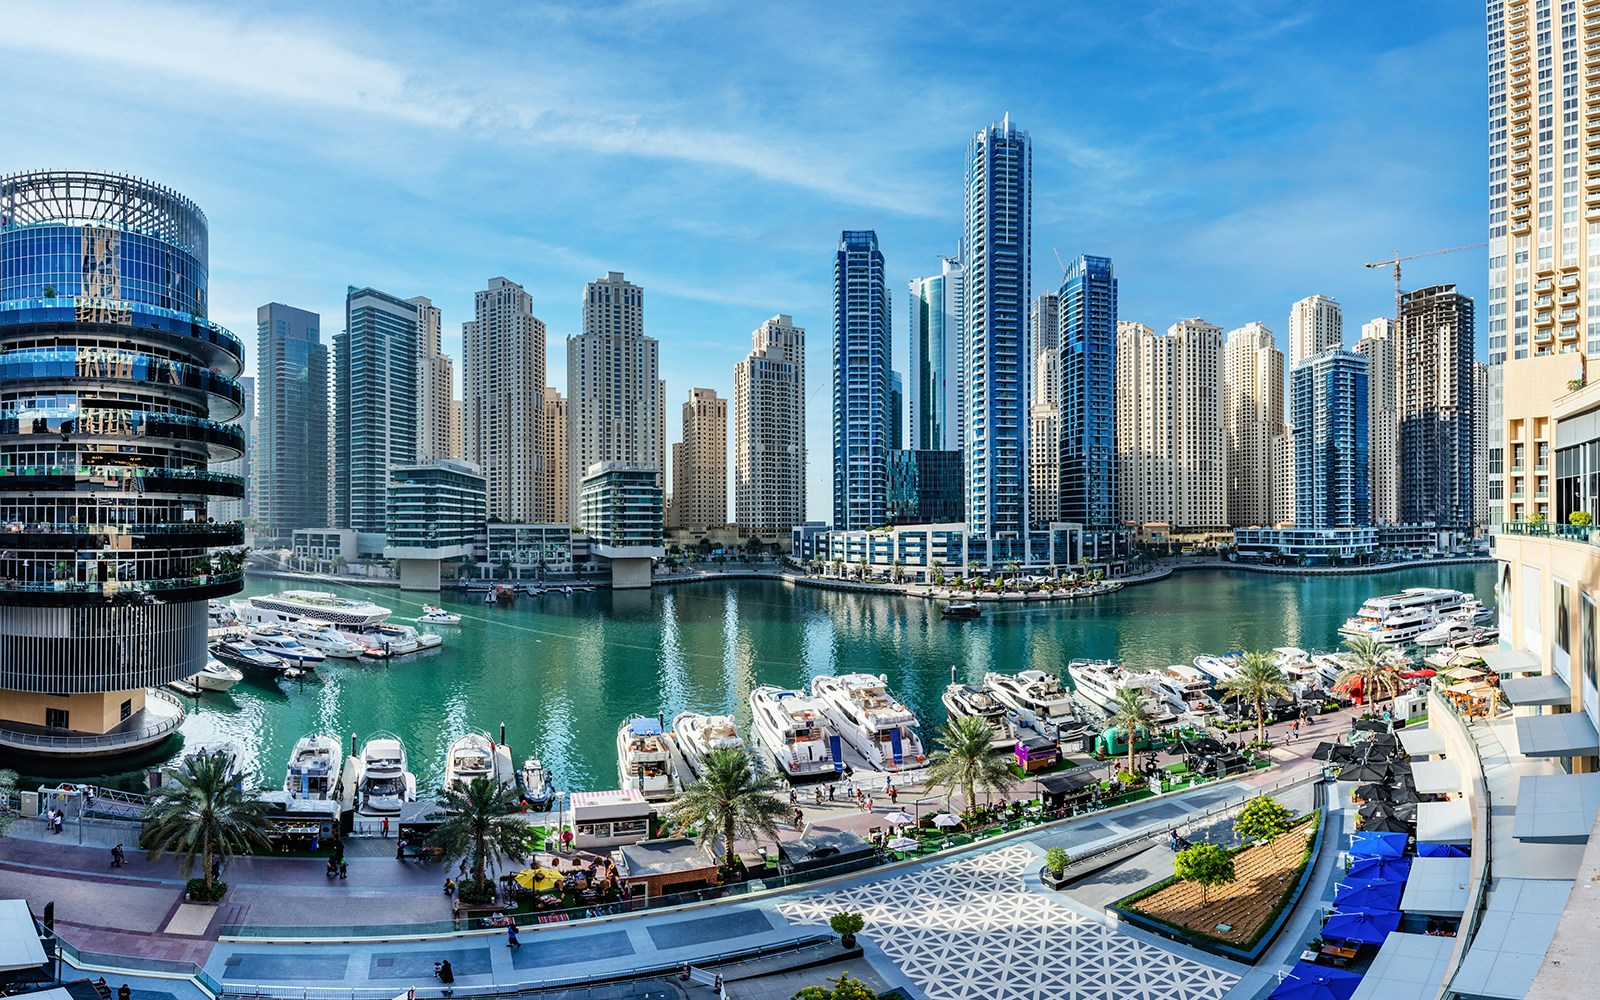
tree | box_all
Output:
[828,910,865,948]
[926,714,1017,817]
[1173,841,1236,904]
[1233,795,1295,843]
[664,747,787,872]
[793,971,880,1000]
[1004,559,1021,582]
[142,751,271,899]
[1105,685,1152,777]
[0,769,18,837]
[1335,635,1406,706]
[427,776,528,901]
[1044,846,1071,876]
[1219,651,1292,743]
[1571,511,1594,527]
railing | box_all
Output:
[0,521,242,538]
[1432,688,1494,1000]
[0,408,245,454]
[0,347,244,408]
[0,298,245,366]
[0,569,242,596]
[0,464,243,485]
[0,688,184,750]
[47,924,223,998]
[1497,520,1595,542]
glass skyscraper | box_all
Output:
[256,302,327,542]
[908,257,964,452]
[887,449,964,525]
[832,230,891,531]
[1291,350,1370,530]
[1058,254,1117,527]
[337,287,419,534]
[961,116,1031,551]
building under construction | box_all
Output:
[1397,284,1476,529]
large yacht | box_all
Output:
[1193,653,1243,685]
[286,622,366,659]
[943,681,1029,748]
[1150,665,1226,722]
[617,717,679,801]
[983,670,1084,740]
[285,733,342,800]
[444,731,514,789]
[351,732,417,815]
[246,628,326,669]
[671,712,745,783]
[749,686,839,779]
[1064,659,1128,713]
[193,655,242,692]
[209,639,289,677]
[244,591,393,629]
[811,674,925,772]
[1415,618,1477,648]
[1339,588,1472,643]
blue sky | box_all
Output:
[0,1,1486,521]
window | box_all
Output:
[45,708,69,729]
[121,699,132,722]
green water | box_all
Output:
[27,563,1493,794]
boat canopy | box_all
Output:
[628,718,665,737]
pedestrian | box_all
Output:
[331,838,344,864]
[827,783,836,802]
[458,858,469,878]
[561,827,574,852]
[338,858,348,880]
[382,817,390,838]
[865,794,874,812]
[789,787,798,806]
[54,811,63,835]
[396,838,407,861]
[443,878,456,897]
[887,786,898,804]
[792,807,804,828]
[117,985,130,1000]
[506,921,520,949]
[111,843,125,868]
[813,787,823,806]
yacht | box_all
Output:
[207,600,238,629]
[671,711,745,782]
[811,674,925,772]
[518,757,554,810]
[1193,653,1243,685]
[444,731,514,789]
[194,655,243,692]
[1415,618,1477,648]
[941,602,981,620]
[209,639,289,677]
[286,622,366,659]
[984,670,1085,740]
[246,628,326,669]
[1119,671,1185,725]
[944,681,1042,747]
[285,733,342,800]
[353,732,417,815]
[418,605,462,625]
[357,623,420,656]
[617,717,679,801]
[749,686,840,779]
[1064,659,1128,713]
[1151,665,1226,722]
[1339,588,1472,642]
[244,591,392,629]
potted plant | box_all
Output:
[829,910,865,949]
[1041,846,1072,890]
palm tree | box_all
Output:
[428,777,529,897]
[1336,636,1406,707]
[925,715,1017,819]
[142,751,271,895]
[1219,651,1291,743]
[1105,686,1152,778]
[664,747,787,872]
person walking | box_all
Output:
[381,817,390,838]
[396,839,407,861]
[506,921,520,949]
[887,786,898,805]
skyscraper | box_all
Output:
[1223,322,1285,528]
[962,115,1031,550]
[1058,255,1118,527]
[256,303,328,541]
[1398,285,1476,528]
[567,272,662,527]
[833,231,891,531]
[908,258,964,452]
[337,288,420,534]
[1353,318,1398,524]
[1029,292,1060,525]
[669,388,726,531]
[463,277,546,522]
[413,296,458,464]
[541,388,568,526]
[734,314,807,535]
[1291,350,1370,531]
[1288,294,1343,368]
[889,371,904,452]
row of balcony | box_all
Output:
[0,465,244,498]
[0,569,244,604]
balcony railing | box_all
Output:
[1497,521,1596,542]
[0,569,243,595]
[0,687,184,751]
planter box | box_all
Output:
[1040,866,1071,890]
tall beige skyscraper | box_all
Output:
[734,314,806,534]
[463,277,546,522]
[669,388,727,531]
[1029,294,1061,524]
[1223,322,1285,527]
[541,389,568,525]
[1353,317,1398,524]
[411,296,459,463]
[1288,294,1343,368]
[568,272,663,526]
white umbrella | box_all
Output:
[884,811,916,826]
[888,836,919,851]
[932,813,962,828]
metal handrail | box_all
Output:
[0,688,184,749]
[0,464,244,484]
[0,521,243,536]
[0,570,242,594]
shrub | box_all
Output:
[793,972,881,1000]
[185,878,227,902]
[828,911,865,937]
[456,881,497,905]
[1571,511,1593,527]
[1044,846,1070,876]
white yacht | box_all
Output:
[518,757,554,810]
[352,732,416,815]
[418,605,462,625]
[943,681,1026,747]
[1151,665,1226,722]
[285,733,342,800]
[207,600,238,629]
[983,670,1084,740]
[1119,671,1185,725]
[1064,659,1128,712]
[749,686,839,779]
[245,591,393,629]
[617,717,679,801]
[286,622,365,659]
[357,623,420,656]
[1415,618,1477,647]
[194,655,242,692]
[247,628,326,669]
[811,674,925,772]
[671,712,745,783]
[1193,653,1243,685]
[444,731,514,789]
[1339,588,1472,643]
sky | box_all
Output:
[0,1,1487,522]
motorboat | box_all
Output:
[444,731,514,789]
[207,600,238,629]
[353,732,417,815]
[617,717,679,801]
[1415,618,1477,648]
[418,605,462,625]
[1064,659,1128,713]
[944,681,1042,748]
[1271,647,1312,676]
[1118,671,1185,725]
[357,623,420,655]
[984,670,1085,740]
[1339,588,1472,642]
[285,733,342,800]
[194,655,243,692]
[942,602,981,620]
[749,686,840,779]
[1151,665,1226,722]
[1192,653,1243,685]
[246,628,326,669]
[811,674,924,772]
[209,639,289,677]
[287,622,366,659]
[518,757,554,810]
[671,711,745,782]
[244,591,392,629]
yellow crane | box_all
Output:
[1364,243,1487,318]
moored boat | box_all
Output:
[811,673,924,772]
[444,731,514,789]
[352,732,417,815]
[287,622,366,659]
[941,602,981,619]
[209,639,289,677]
[195,655,243,691]
[518,757,554,810]
[247,628,326,669]
[245,590,392,628]
[943,680,1040,748]
[285,733,343,800]
[983,670,1085,740]
[617,717,679,801]
[671,711,745,782]
[749,686,840,779]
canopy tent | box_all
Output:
[1416,842,1469,858]
[1359,815,1415,835]
[1416,800,1472,845]
[1323,908,1403,945]
[1399,856,1471,916]
[1350,831,1410,859]
[1347,932,1454,1000]
[1333,877,1405,911]
[1269,962,1363,1000]
[1397,728,1445,757]
[1410,758,1462,795]
[1347,855,1412,883]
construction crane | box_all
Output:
[1364,243,1488,319]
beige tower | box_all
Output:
[1288,294,1343,369]
[463,277,546,522]
[1223,322,1285,528]
[411,297,459,463]
[1353,318,1399,524]
[669,388,727,531]
[1029,294,1061,525]
[541,389,569,525]
[734,315,806,535]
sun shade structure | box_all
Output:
[1415,800,1472,844]
[1347,855,1412,883]
[1479,648,1539,673]
[1322,908,1402,944]
[1398,856,1470,916]
[1269,962,1362,1000]
[1348,932,1454,1000]
[1349,831,1409,859]
[1333,878,1405,911]
[1513,712,1600,757]
[1510,772,1600,843]
[1499,672,1570,707]
[1397,728,1445,757]
[1409,758,1462,795]
[1416,842,1468,858]
[1450,878,1574,1000]
[0,900,47,972]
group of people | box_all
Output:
[323,838,348,879]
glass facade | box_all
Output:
[1058,254,1117,527]
[832,231,890,531]
[1291,350,1370,530]
[257,303,328,542]
[886,449,963,525]
[337,288,419,534]
[908,259,963,452]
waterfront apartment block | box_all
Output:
[541,388,569,526]
[337,287,420,535]
[1397,284,1477,529]
[887,449,964,525]
[1029,291,1060,525]
[255,302,328,543]
[580,461,664,589]
[797,522,1115,581]
[908,258,964,452]
[383,459,487,591]
[734,315,806,537]
[668,388,726,531]
[464,277,546,522]
[1291,349,1369,531]
[1354,318,1398,524]
[1057,255,1118,529]
[1499,353,1590,524]
[833,231,891,531]
[485,522,574,576]
[413,296,459,464]
[291,528,357,572]
[0,170,246,752]
[1223,322,1285,528]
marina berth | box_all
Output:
[749,686,840,779]
[811,673,925,772]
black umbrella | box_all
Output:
[1352,718,1391,734]
[1370,733,1401,747]
[1312,741,1338,761]
[1358,801,1418,823]
[1329,745,1363,764]
[1386,785,1423,805]
[1359,814,1415,834]
[1353,782,1391,801]
[1339,763,1391,782]
[1386,759,1414,777]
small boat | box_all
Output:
[358,624,420,655]
[167,677,203,697]
[287,623,365,659]
[354,732,417,815]
[418,605,462,625]
[942,602,981,620]
[247,628,326,669]
[444,731,513,789]
[1151,665,1226,722]
[749,686,839,779]
[483,589,497,604]
[195,655,243,692]
[985,670,1085,741]
[672,711,745,782]
[207,600,238,628]
[1416,619,1476,647]
[518,757,554,810]
[210,639,289,677]
[617,717,679,801]
[812,674,924,772]
[285,733,343,800]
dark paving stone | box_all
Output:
[510,928,634,969]
[646,908,773,951]
[222,952,349,982]
[1140,803,1186,821]
[368,945,491,979]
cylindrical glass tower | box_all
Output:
[0,171,244,753]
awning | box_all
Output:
[1450,878,1573,1000]
[1411,758,1463,794]
[1500,672,1572,707]
[0,899,47,971]
[1481,648,1541,673]
[1511,772,1600,843]
[1514,712,1600,757]
[1349,932,1454,1000]
[1416,800,1472,844]
[1399,856,1471,916]
[1398,728,1445,757]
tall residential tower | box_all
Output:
[908,258,964,452]
[256,302,328,541]
[1057,255,1117,528]
[463,277,546,522]
[832,232,891,531]
[669,388,726,531]
[337,287,420,534]
[734,315,807,535]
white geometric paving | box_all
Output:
[776,844,1238,1000]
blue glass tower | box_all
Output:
[832,231,890,531]
[1058,254,1117,527]
[908,258,963,452]
[1291,350,1370,530]
[961,116,1031,552]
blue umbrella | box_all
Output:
[1350,830,1409,858]
[1333,878,1404,910]
[1269,962,1363,1000]
[1322,908,1402,945]
[1417,842,1470,858]
[1347,856,1411,883]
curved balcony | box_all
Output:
[0,521,244,550]
[0,569,243,607]
[0,348,244,420]
[0,687,185,758]
[0,300,244,375]
[0,408,245,461]
[0,464,244,499]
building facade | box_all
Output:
[1398,284,1477,528]
[733,314,806,536]
[255,302,327,542]
[1058,255,1117,527]
[886,449,964,526]
[541,388,568,526]
[485,523,573,577]
[337,287,420,535]
[1291,350,1370,531]
[211,374,253,523]
[1353,318,1398,524]
[383,459,486,590]
[908,258,964,452]
[1288,294,1343,370]
[464,277,546,523]
[413,296,458,464]
[1223,322,1285,527]
[580,462,664,550]
[833,231,891,531]
[669,388,726,531]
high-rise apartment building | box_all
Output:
[1288,294,1343,369]
[734,315,806,535]
[1353,318,1399,524]
[256,303,328,541]
[833,231,891,531]
[336,287,419,534]
[1474,361,1490,529]
[1397,285,1476,528]
[889,371,904,452]
[1291,350,1370,531]
[1223,322,1286,528]
[541,388,568,526]
[464,277,546,522]
[211,374,254,523]
[1058,255,1118,527]
[908,258,964,452]
[962,116,1031,550]
[669,388,726,531]
[413,296,458,464]
[1029,292,1060,525]
[567,272,662,528]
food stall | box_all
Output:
[571,788,653,850]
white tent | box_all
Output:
[0,900,47,972]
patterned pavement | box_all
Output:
[776,845,1238,1000]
